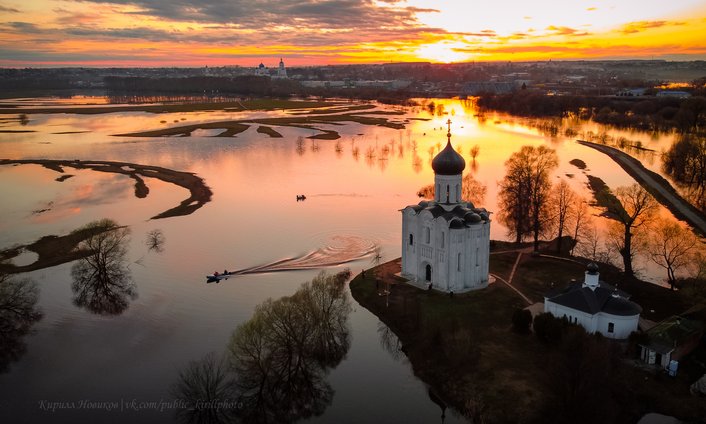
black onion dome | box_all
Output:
[587,262,599,275]
[464,212,482,223]
[432,141,465,175]
[449,218,465,229]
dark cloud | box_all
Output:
[0,6,21,13]
[5,22,42,33]
[52,8,103,25]
[70,0,428,31]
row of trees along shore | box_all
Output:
[477,90,706,133]
[497,145,705,287]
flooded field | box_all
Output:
[0,96,698,422]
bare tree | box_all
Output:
[552,179,575,253]
[498,145,558,249]
[145,228,165,253]
[172,352,236,424]
[71,219,136,315]
[576,225,613,265]
[569,198,591,256]
[0,272,42,372]
[417,173,488,206]
[646,219,701,290]
[470,145,480,160]
[605,184,657,278]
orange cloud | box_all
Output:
[620,20,684,34]
[545,25,590,36]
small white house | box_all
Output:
[400,121,491,293]
[544,263,641,339]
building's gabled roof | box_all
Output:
[545,281,641,317]
[645,316,704,348]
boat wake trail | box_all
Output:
[228,235,378,275]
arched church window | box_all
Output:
[425,227,430,244]
[457,253,461,271]
[409,233,414,246]
[455,184,460,202]
[446,185,450,203]
[441,232,445,248]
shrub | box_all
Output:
[533,312,565,344]
[511,308,533,334]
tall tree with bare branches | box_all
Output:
[569,198,591,257]
[498,145,558,250]
[551,179,576,253]
[606,184,658,278]
[646,219,701,290]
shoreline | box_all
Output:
[578,140,706,237]
[0,159,212,220]
[350,253,705,422]
[0,99,338,115]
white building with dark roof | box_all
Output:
[544,263,641,339]
[400,120,491,293]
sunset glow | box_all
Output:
[1,0,705,66]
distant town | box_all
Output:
[2,59,705,99]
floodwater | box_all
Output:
[0,96,695,423]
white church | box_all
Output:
[544,263,641,339]
[401,121,491,293]
[255,58,288,78]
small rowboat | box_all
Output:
[206,272,233,283]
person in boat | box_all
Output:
[224,269,228,275]
[214,271,219,277]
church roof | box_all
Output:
[545,281,641,317]
[405,201,489,229]
[432,141,465,175]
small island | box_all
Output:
[350,122,706,423]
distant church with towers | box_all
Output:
[401,120,491,293]
[255,58,288,78]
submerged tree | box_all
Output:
[417,173,488,206]
[498,145,558,249]
[0,272,43,372]
[172,352,236,424]
[663,136,706,212]
[145,228,166,253]
[71,219,136,315]
[605,184,657,278]
[226,270,352,423]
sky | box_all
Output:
[1,0,706,67]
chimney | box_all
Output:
[583,262,600,290]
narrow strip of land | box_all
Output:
[0,159,212,220]
[578,140,706,237]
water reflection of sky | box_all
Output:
[0,97,698,422]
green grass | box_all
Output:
[512,256,586,302]
[489,251,518,281]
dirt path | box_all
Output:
[578,140,706,237]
